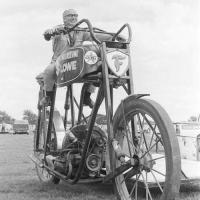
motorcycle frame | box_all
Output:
[41,20,140,184]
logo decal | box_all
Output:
[112,54,126,72]
[106,50,129,76]
[84,51,98,65]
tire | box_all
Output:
[112,97,181,200]
[34,108,60,184]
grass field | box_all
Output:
[0,134,199,200]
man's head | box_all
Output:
[63,9,78,27]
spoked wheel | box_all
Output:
[34,108,60,184]
[112,97,181,200]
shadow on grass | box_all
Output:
[180,183,200,193]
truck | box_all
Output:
[13,120,29,134]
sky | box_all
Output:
[0,0,199,122]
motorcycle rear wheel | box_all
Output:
[112,97,181,200]
[34,108,60,184]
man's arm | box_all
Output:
[43,24,65,41]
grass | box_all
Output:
[0,134,200,200]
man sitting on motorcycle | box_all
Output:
[37,9,113,108]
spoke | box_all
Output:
[136,129,145,155]
[146,172,148,200]
[137,113,149,153]
[121,130,134,147]
[141,172,153,200]
[150,169,163,192]
[149,124,157,149]
[135,174,138,200]
[140,137,162,159]
[137,113,145,130]
[148,156,165,162]
[141,130,149,152]
[128,114,144,156]
[129,173,141,198]
[151,168,166,177]
[142,113,164,147]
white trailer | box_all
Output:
[174,122,200,161]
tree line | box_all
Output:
[0,109,199,125]
[0,110,37,125]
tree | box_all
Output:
[23,110,38,125]
[188,116,197,122]
[0,110,14,124]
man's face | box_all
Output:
[63,12,78,27]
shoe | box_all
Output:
[39,96,51,107]
[83,92,94,109]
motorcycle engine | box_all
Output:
[54,125,107,179]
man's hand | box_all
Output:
[43,25,65,41]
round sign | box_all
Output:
[84,51,98,65]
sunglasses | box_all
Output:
[66,14,78,17]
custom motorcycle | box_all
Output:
[31,19,181,200]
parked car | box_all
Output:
[13,120,29,134]
[0,123,13,134]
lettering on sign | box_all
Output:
[60,50,79,60]
[61,61,77,72]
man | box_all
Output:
[37,9,113,108]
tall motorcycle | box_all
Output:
[31,19,181,200]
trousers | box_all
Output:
[43,62,57,91]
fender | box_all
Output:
[113,93,150,127]
[126,94,150,100]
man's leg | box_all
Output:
[40,62,57,106]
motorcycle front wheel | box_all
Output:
[112,97,181,200]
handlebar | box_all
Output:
[44,19,101,44]
[112,23,132,43]
[67,19,101,44]
[44,19,132,44]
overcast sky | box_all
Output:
[0,0,199,122]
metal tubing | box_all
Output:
[44,85,57,158]
[77,83,87,124]
[126,44,134,95]
[74,97,87,124]
[72,83,104,183]
[69,85,75,127]
[112,23,132,43]
[67,19,101,44]
[64,87,70,129]
[100,42,115,174]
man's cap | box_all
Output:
[63,9,78,17]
